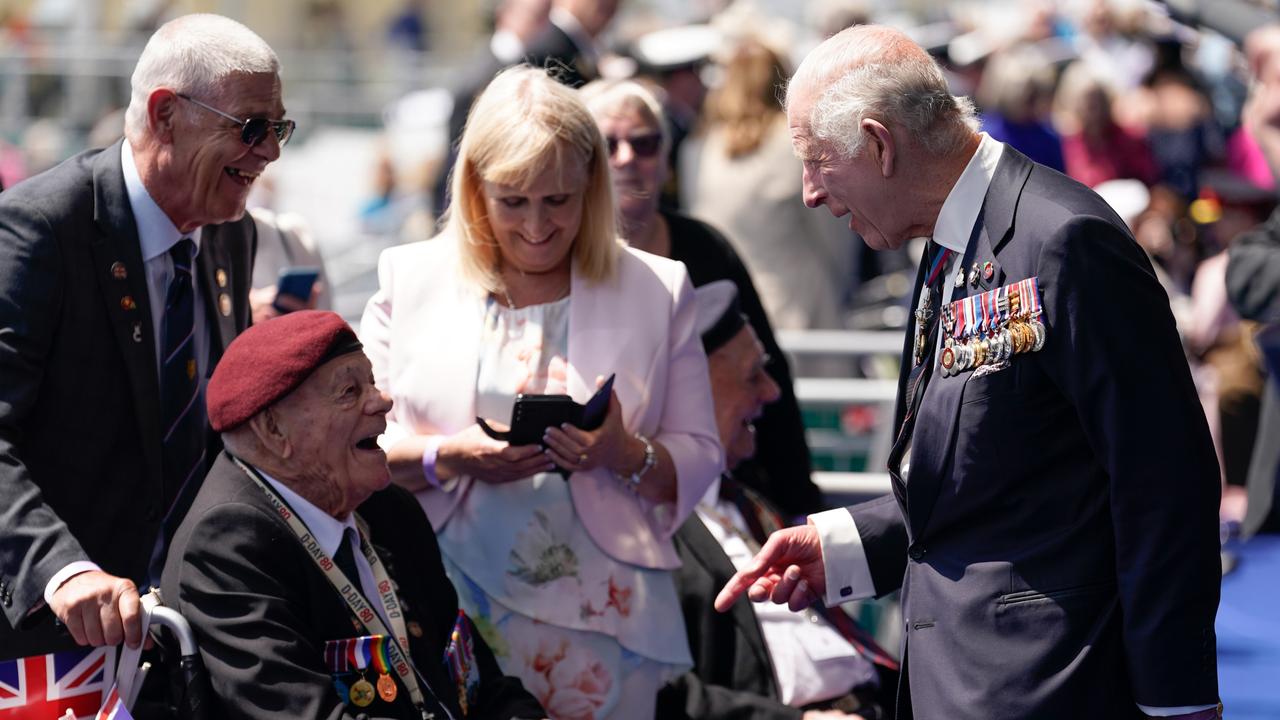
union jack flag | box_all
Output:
[0,647,116,720]
[93,685,134,720]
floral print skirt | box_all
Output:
[436,474,691,720]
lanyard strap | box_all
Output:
[232,457,451,720]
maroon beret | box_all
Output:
[207,310,363,432]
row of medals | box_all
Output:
[342,670,398,707]
[938,285,1044,377]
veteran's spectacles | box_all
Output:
[177,93,296,148]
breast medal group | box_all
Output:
[939,276,1046,376]
[326,634,399,707]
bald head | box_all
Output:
[786,24,977,159]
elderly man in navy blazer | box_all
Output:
[717,25,1222,720]
[0,14,285,660]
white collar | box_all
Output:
[258,470,358,561]
[121,139,202,262]
[931,133,1003,255]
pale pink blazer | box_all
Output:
[359,235,723,569]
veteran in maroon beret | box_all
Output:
[160,310,545,720]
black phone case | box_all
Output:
[476,375,615,478]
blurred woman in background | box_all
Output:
[678,38,851,333]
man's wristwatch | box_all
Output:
[621,434,657,492]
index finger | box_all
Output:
[715,567,762,612]
[117,583,143,649]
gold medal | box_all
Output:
[349,678,376,707]
[377,672,398,703]
[1018,322,1033,353]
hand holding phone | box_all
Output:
[476,374,617,478]
[273,266,320,314]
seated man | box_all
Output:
[657,282,898,720]
[160,310,545,720]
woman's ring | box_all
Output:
[578,453,588,463]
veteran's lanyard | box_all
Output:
[233,457,452,720]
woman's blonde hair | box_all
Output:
[447,65,618,292]
[705,39,789,158]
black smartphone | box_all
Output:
[475,374,617,477]
[273,266,320,313]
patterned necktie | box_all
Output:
[159,239,206,520]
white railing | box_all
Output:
[778,328,902,473]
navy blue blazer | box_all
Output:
[851,146,1221,718]
[0,142,255,657]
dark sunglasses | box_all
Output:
[177,93,296,148]
[605,133,663,159]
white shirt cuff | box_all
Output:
[43,561,102,606]
[809,507,877,606]
[1136,704,1217,716]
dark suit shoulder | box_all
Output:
[0,147,101,216]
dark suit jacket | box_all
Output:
[160,453,545,720]
[1226,208,1280,535]
[849,146,1221,718]
[660,514,801,720]
[0,141,254,658]
[665,211,823,516]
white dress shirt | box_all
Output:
[808,133,1212,717]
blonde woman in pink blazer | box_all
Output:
[360,67,723,720]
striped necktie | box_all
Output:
[159,238,206,525]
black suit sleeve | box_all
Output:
[847,494,909,597]
[0,196,87,624]
[1227,212,1280,323]
[657,672,802,720]
[172,501,356,720]
[1037,215,1221,706]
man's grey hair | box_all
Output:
[124,14,279,142]
[788,25,978,159]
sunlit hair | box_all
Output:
[448,66,618,292]
[579,78,672,159]
[124,14,279,142]
[787,24,978,159]
[704,39,789,158]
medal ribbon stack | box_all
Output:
[326,635,400,707]
[444,610,480,717]
[940,276,1046,377]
